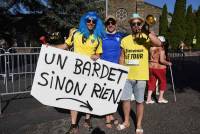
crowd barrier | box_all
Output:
[0,47,40,115]
[168,49,185,58]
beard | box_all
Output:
[132,26,142,34]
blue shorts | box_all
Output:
[120,80,146,103]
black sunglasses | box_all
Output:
[87,19,96,24]
[131,22,142,27]
[105,20,116,26]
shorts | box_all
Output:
[148,68,167,91]
[120,80,146,103]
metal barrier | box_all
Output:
[167,49,200,64]
[7,47,41,53]
[0,47,40,115]
[168,49,185,58]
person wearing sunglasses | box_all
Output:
[117,13,161,134]
[101,15,125,128]
[63,11,105,134]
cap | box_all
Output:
[105,15,116,22]
[129,13,144,23]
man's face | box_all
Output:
[86,17,96,31]
[130,19,142,33]
[105,18,116,33]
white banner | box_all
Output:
[31,45,129,116]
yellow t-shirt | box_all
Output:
[121,34,150,80]
[65,31,102,57]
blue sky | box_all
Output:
[144,0,200,13]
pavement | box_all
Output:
[0,56,200,134]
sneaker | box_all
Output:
[66,124,79,134]
[146,100,155,104]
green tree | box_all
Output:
[195,6,200,48]
[0,0,105,46]
[169,0,186,48]
[184,5,196,48]
[38,0,105,34]
[159,4,168,38]
[0,0,48,46]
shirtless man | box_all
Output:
[146,36,172,104]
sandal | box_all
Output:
[83,119,93,131]
[111,119,119,125]
[136,128,144,134]
[66,124,79,134]
[105,121,112,128]
[116,123,130,130]
[146,100,155,104]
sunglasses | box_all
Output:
[131,22,142,27]
[87,19,96,24]
[105,21,116,26]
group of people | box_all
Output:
[44,11,172,134]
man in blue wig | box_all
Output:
[63,11,105,134]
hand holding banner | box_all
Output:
[31,45,129,116]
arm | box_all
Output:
[149,31,162,47]
[49,44,69,50]
[61,28,77,50]
[160,49,172,66]
[119,49,125,65]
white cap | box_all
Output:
[158,36,165,42]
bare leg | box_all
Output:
[71,110,78,124]
[158,90,165,100]
[106,115,111,122]
[146,90,153,102]
[136,102,144,129]
[122,100,131,126]
[158,90,168,103]
[105,115,112,128]
[66,110,79,134]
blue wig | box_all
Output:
[78,11,105,39]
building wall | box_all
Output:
[108,0,140,33]
[108,0,162,34]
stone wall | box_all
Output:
[108,0,138,33]
[107,0,162,34]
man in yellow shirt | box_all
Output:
[57,11,105,134]
[117,13,161,134]
[66,11,104,134]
